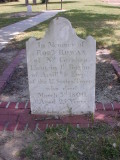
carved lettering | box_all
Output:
[26,17,96,115]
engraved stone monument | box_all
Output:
[27,5,32,13]
[26,17,96,115]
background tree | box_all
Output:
[33,0,36,4]
[25,0,28,5]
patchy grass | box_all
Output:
[3,0,120,61]
[20,144,34,159]
[0,1,37,28]
[19,124,120,160]
[0,0,29,29]
[0,0,65,28]
[0,13,27,29]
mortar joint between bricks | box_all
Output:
[15,102,19,109]
[16,114,20,123]
[77,124,80,128]
[24,123,28,131]
[35,123,39,132]
[102,103,105,111]
[46,124,48,129]
[4,122,9,131]
[6,102,10,108]
[25,101,28,109]
[111,103,114,110]
[14,122,19,132]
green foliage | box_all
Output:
[20,145,34,159]
[42,124,120,160]
[19,124,120,160]
[0,0,18,2]
[40,0,46,4]
[101,138,120,159]
[43,125,80,160]
[1,0,119,61]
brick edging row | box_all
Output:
[0,49,25,93]
[111,59,120,80]
[0,101,120,111]
[0,101,120,132]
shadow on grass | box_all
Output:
[2,1,79,7]
[4,9,120,61]
[3,18,50,51]
[86,4,120,9]
[0,13,27,28]
[1,3,39,6]
[61,9,120,21]
[46,1,79,4]
[110,43,120,61]
[59,9,119,34]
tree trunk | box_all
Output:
[33,0,36,4]
[25,0,28,5]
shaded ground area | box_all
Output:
[102,0,120,5]
[0,49,120,103]
[96,49,120,103]
[31,124,120,160]
[0,58,7,75]
[0,11,42,28]
[0,131,40,160]
[0,0,44,29]
[1,124,120,160]
[9,12,41,18]
[2,0,120,61]
[0,50,19,76]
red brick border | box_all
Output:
[0,50,120,131]
[0,49,25,93]
[0,101,120,131]
[111,60,120,80]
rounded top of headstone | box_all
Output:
[45,17,77,42]
[27,5,32,13]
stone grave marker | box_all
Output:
[26,17,96,115]
[27,5,32,13]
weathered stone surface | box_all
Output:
[26,17,96,115]
[27,5,32,13]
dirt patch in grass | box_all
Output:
[0,10,42,29]
[0,124,120,160]
[19,123,120,160]
[0,130,42,160]
[9,12,41,18]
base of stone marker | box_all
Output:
[0,101,120,131]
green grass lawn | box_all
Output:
[20,124,120,160]
[0,1,27,28]
[2,0,120,61]
[0,0,63,28]
[0,0,44,28]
